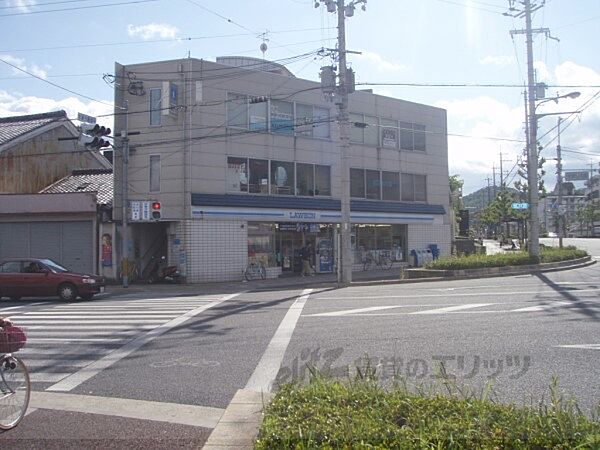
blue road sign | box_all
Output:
[511,202,529,210]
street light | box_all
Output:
[527,91,580,261]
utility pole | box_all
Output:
[492,165,497,198]
[121,100,129,288]
[486,177,492,205]
[316,0,365,285]
[499,154,504,191]
[556,117,564,248]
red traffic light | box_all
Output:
[152,202,161,210]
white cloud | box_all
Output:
[479,55,515,67]
[127,23,179,40]
[6,0,36,13]
[354,50,409,73]
[0,91,113,128]
[0,54,49,79]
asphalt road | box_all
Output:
[0,238,598,447]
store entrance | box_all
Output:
[275,223,334,274]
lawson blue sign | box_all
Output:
[288,211,317,220]
[511,202,529,210]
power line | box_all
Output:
[0,0,99,10]
[0,0,158,17]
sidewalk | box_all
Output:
[106,266,405,298]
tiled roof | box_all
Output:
[0,110,68,147]
[41,169,113,206]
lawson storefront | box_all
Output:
[183,194,449,282]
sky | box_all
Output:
[1,0,599,195]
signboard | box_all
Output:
[77,112,96,124]
[278,223,319,233]
[565,171,589,181]
[511,202,529,210]
[141,201,151,221]
[130,201,153,221]
[131,201,141,221]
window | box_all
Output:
[249,100,267,131]
[350,168,365,198]
[400,122,426,151]
[295,103,313,137]
[149,155,160,192]
[0,261,20,273]
[227,157,248,193]
[365,169,381,200]
[296,163,314,196]
[315,165,331,196]
[364,115,379,146]
[227,93,248,128]
[401,173,427,202]
[249,159,269,194]
[270,100,293,134]
[149,88,162,126]
[382,171,400,200]
[271,160,295,195]
[313,107,330,138]
[381,118,398,148]
[350,113,364,143]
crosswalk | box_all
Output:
[3,295,229,386]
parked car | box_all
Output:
[0,258,105,301]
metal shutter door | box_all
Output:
[0,223,30,260]
[60,222,93,274]
[30,222,61,261]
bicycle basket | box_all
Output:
[0,326,27,354]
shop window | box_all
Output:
[247,223,277,268]
[227,93,248,128]
[365,169,381,200]
[249,100,267,131]
[270,100,293,135]
[149,88,162,126]
[296,163,314,196]
[149,155,160,192]
[271,160,295,195]
[249,159,269,194]
[401,173,415,201]
[313,107,330,138]
[350,168,365,198]
[350,113,364,143]
[364,115,379,146]
[380,118,398,148]
[295,103,313,137]
[315,165,331,196]
[382,171,400,201]
[227,157,248,193]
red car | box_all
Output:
[0,258,106,301]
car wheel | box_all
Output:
[58,283,78,302]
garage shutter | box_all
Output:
[0,221,93,274]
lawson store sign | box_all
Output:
[191,206,439,224]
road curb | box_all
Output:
[202,389,272,449]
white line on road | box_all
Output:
[22,311,189,315]
[46,292,241,392]
[30,372,72,383]
[27,338,124,343]
[245,289,312,393]
[8,319,167,325]
[556,344,600,350]
[11,315,177,320]
[511,301,571,312]
[410,303,497,315]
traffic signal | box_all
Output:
[151,202,161,220]
[79,123,111,150]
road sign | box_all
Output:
[565,171,589,181]
[511,202,529,210]
[77,112,97,124]
[131,201,141,221]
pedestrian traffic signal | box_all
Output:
[151,202,161,220]
[79,123,112,150]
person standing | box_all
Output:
[301,242,314,277]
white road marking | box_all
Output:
[9,319,168,324]
[245,289,312,393]
[46,292,241,392]
[306,304,418,317]
[511,301,571,312]
[556,344,600,350]
[410,303,497,314]
[30,391,224,428]
[30,372,72,383]
[24,359,96,368]
[27,338,124,343]
[12,315,177,320]
[23,310,189,315]
[25,325,157,330]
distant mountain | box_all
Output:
[463,186,518,209]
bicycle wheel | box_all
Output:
[0,355,31,430]
[363,259,372,271]
[382,257,393,270]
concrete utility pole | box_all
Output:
[492,165,497,198]
[486,177,492,205]
[317,0,366,285]
[556,117,564,248]
[121,100,130,288]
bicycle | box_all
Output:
[362,250,393,271]
[0,325,30,430]
[243,260,266,281]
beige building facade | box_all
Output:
[113,57,451,282]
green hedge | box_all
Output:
[256,378,600,449]
[424,246,588,271]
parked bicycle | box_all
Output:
[362,250,393,271]
[0,320,30,430]
[243,260,266,281]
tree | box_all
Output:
[449,175,464,237]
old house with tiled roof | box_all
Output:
[0,110,111,194]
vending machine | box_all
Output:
[316,237,334,273]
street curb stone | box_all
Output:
[202,389,272,449]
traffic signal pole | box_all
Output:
[121,100,130,288]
